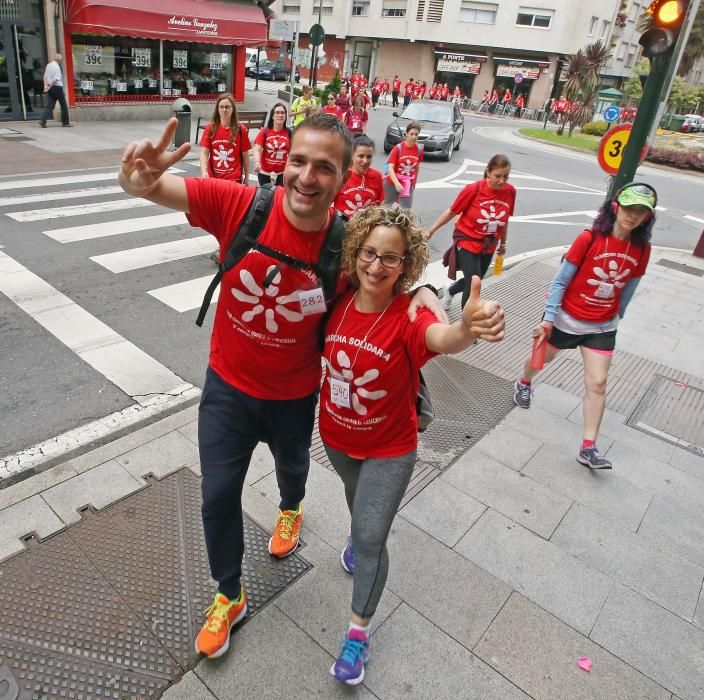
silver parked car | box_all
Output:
[383,100,465,161]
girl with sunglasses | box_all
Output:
[321,205,505,686]
[322,93,344,119]
[513,183,657,470]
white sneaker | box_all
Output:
[442,284,454,311]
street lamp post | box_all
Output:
[310,2,322,87]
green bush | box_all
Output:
[581,120,609,136]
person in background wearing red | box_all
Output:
[392,75,401,108]
[344,95,369,135]
[323,93,344,119]
[452,86,462,103]
[429,83,437,100]
[383,121,423,207]
[381,77,390,106]
[252,102,291,186]
[371,78,382,110]
[502,87,512,105]
[515,93,525,117]
[424,154,516,309]
[361,89,372,110]
[555,95,568,125]
[513,183,657,471]
[441,83,450,101]
[336,85,351,113]
[334,134,384,219]
[361,75,368,90]
[412,81,422,101]
[324,205,505,686]
[403,78,415,108]
[489,88,499,113]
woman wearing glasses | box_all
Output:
[321,205,505,686]
[199,94,251,183]
[253,103,291,186]
[513,183,657,470]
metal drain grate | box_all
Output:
[627,375,704,456]
[0,468,309,699]
[655,258,704,277]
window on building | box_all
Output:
[588,15,598,35]
[459,1,497,23]
[516,7,553,28]
[600,19,610,38]
[352,0,369,14]
[616,41,627,59]
[629,2,641,21]
[427,0,444,21]
[382,0,407,16]
[282,4,300,12]
[625,48,636,67]
[313,2,334,14]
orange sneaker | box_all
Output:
[268,503,303,558]
[194,590,247,658]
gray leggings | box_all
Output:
[383,179,415,209]
[325,445,416,618]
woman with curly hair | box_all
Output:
[321,204,505,686]
[513,183,657,470]
[199,93,251,183]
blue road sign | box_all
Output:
[603,106,620,123]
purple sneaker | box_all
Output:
[341,535,355,574]
[330,629,370,685]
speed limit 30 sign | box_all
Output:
[597,124,645,175]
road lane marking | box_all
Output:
[685,214,704,224]
[0,167,183,191]
[7,198,154,222]
[44,212,188,243]
[91,235,214,272]
[148,275,217,312]
[0,185,124,207]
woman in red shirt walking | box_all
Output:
[513,183,657,470]
[334,134,384,219]
[323,205,505,686]
[424,154,516,309]
[344,95,368,135]
[383,121,423,207]
[252,102,291,186]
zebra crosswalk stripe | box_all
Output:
[0,185,124,207]
[7,197,154,222]
[148,275,217,313]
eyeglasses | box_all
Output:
[218,105,233,110]
[356,246,405,269]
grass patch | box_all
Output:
[518,128,602,152]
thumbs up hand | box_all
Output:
[461,275,505,343]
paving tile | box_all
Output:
[160,672,216,699]
[551,504,704,621]
[472,424,543,471]
[40,459,143,525]
[523,444,652,532]
[474,593,670,700]
[256,459,349,550]
[590,584,704,700]
[114,431,200,481]
[504,406,615,455]
[695,582,704,631]
[442,450,572,538]
[273,529,400,656]
[366,603,529,699]
[669,448,704,481]
[385,517,511,649]
[599,423,676,465]
[455,509,613,635]
[177,419,198,446]
[602,447,704,517]
[194,604,375,698]
[532,384,584,418]
[638,496,704,568]
[399,477,486,546]
[0,495,64,562]
[0,462,77,511]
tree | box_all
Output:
[623,58,651,99]
[667,75,701,111]
[558,41,613,136]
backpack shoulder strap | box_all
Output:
[195,185,276,327]
[315,212,346,304]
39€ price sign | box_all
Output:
[597,123,646,176]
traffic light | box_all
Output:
[639,0,689,57]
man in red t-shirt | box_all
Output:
[392,75,402,107]
[440,83,449,101]
[403,78,414,108]
[381,78,390,105]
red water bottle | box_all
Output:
[530,336,546,370]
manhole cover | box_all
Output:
[0,469,309,699]
[627,375,704,456]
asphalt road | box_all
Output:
[1,105,702,466]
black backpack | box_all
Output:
[196,184,346,328]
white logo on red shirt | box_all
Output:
[265,136,288,162]
[476,204,507,232]
[232,266,304,333]
[341,192,374,217]
[325,349,387,415]
[213,145,235,169]
[587,260,631,289]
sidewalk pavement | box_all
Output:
[1,246,703,699]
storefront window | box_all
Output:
[71,34,232,100]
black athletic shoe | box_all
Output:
[513,379,532,409]
[577,446,612,470]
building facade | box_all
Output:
[272,0,622,108]
[1,0,268,121]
